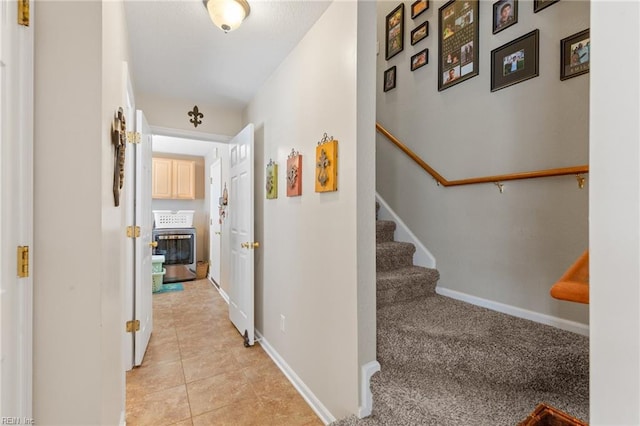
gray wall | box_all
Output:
[376,0,589,324]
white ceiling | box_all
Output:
[124,0,332,111]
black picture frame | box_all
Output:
[385,4,405,60]
[411,21,429,45]
[534,0,559,13]
[438,0,480,91]
[384,66,397,92]
[411,0,429,19]
[493,0,517,34]
[491,29,539,92]
[411,49,429,71]
[560,29,590,81]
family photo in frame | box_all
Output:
[560,29,590,80]
[385,4,405,60]
[384,66,397,92]
[491,29,539,91]
[438,0,479,91]
[493,0,517,34]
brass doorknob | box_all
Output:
[149,241,158,248]
[241,242,260,249]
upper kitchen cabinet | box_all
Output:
[152,157,196,199]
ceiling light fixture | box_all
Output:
[203,0,250,33]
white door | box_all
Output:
[0,0,34,417]
[134,110,153,366]
[209,159,222,285]
[228,124,256,346]
[123,65,135,370]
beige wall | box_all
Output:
[136,93,243,137]
[376,0,590,325]
[245,1,376,419]
[34,1,128,424]
[590,2,640,423]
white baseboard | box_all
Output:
[255,330,336,425]
[376,193,436,269]
[358,360,380,418]
[211,278,229,304]
[436,287,589,336]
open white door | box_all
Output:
[134,110,153,366]
[0,1,34,417]
[209,159,222,285]
[228,124,256,347]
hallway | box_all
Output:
[126,279,323,425]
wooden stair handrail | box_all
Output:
[550,250,589,304]
[376,122,589,187]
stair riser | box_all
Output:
[376,252,414,271]
[377,280,437,307]
[376,229,395,244]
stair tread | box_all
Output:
[377,266,440,289]
[377,241,415,250]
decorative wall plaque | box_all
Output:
[315,133,338,193]
[286,149,302,197]
[266,159,278,199]
[111,107,126,207]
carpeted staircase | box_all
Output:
[375,217,440,307]
[331,204,589,426]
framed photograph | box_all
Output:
[411,0,429,19]
[411,21,429,45]
[491,29,539,92]
[383,66,397,92]
[438,0,479,91]
[493,0,517,34]
[385,4,405,60]
[560,29,589,80]
[534,0,559,13]
[411,49,429,71]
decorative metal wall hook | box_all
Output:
[576,174,585,189]
[188,105,204,128]
[288,148,299,159]
[494,182,505,193]
[317,132,335,146]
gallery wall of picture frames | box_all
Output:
[381,0,588,94]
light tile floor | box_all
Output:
[126,279,323,426]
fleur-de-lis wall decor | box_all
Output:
[287,149,302,197]
[188,105,204,128]
[315,133,338,192]
[266,159,278,199]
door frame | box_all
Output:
[209,158,222,286]
[0,0,34,417]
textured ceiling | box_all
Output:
[124,0,332,110]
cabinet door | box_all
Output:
[152,157,173,199]
[173,159,196,199]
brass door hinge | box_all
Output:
[126,226,140,238]
[17,246,29,278]
[126,132,141,144]
[18,0,29,26]
[126,320,140,333]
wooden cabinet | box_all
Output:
[152,157,195,199]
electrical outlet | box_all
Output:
[280,314,286,333]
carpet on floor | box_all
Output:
[332,295,589,426]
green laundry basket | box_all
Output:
[152,254,165,273]
[152,268,166,293]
